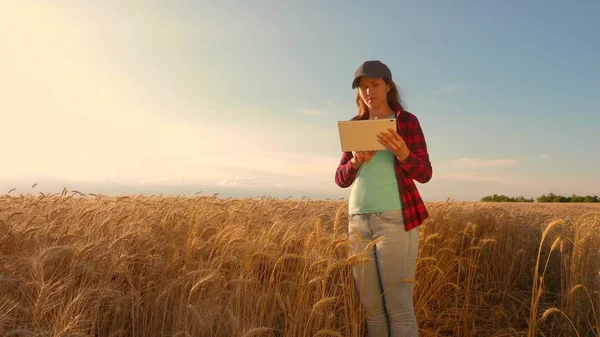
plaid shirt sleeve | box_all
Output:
[399,116,432,184]
[334,152,359,188]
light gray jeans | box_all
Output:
[348,209,420,337]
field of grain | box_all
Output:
[0,193,599,337]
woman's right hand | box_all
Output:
[351,151,376,169]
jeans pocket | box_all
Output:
[347,213,357,230]
[377,209,404,224]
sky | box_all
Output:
[1,1,599,201]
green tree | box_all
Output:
[571,194,585,202]
[484,193,597,203]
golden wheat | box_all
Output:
[0,194,598,337]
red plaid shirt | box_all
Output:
[335,110,432,231]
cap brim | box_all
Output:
[352,74,368,89]
[352,73,387,89]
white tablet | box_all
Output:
[337,118,397,152]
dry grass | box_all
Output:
[0,193,599,337]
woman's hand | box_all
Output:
[377,128,410,162]
[351,151,376,169]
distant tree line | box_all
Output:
[481,193,599,203]
[480,194,534,202]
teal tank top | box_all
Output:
[348,148,403,215]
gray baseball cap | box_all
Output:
[352,60,392,89]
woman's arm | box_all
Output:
[399,117,432,184]
[334,152,359,188]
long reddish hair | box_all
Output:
[351,77,406,120]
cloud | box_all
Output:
[433,170,536,186]
[299,109,329,116]
[451,157,519,168]
[220,176,256,187]
[539,154,551,160]
[141,177,173,184]
[211,150,340,187]
[436,82,467,94]
[219,176,286,189]
[437,172,508,183]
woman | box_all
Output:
[334,60,432,337]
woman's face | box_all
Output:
[357,77,390,110]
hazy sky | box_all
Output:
[1,1,599,201]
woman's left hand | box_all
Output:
[377,128,410,162]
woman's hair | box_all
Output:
[351,77,406,120]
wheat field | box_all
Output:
[0,192,599,337]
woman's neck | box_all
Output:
[369,105,395,119]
